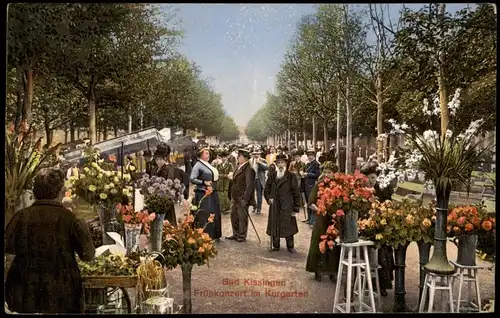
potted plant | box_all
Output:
[377,88,494,275]
[316,171,375,245]
[447,204,495,266]
[161,190,217,313]
[137,174,186,252]
[5,120,61,226]
[115,203,156,254]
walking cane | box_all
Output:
[244,206,261,244]
[268,198,274,251]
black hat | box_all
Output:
[143,150,152,157]
[360,160,379,176]
[220,149,229,157]
[154,143,171,158]
[275,154,288,162]
[238,149,251,159]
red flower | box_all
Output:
[336,209,345,217]
[482,220,493,231]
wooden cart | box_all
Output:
[82,275,138,314]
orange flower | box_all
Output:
[464,223,474,232]
[453,226,461,234]
[457,216,466,225]
[197,228,204,234]
[186,215,194,223]
[198,246,205,253]
[446,225,452,233]
[319,241,326,253]
[208,213,215,223]
[482,220,493,231]
[205,187,213,196]
[472,216,481,227]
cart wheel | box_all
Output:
[105,287,132,314]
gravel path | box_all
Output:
[161,201,495,313]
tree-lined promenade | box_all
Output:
[246,4,496,168]
[7,3,240,145]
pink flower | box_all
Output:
[123,215,132,223]
[148,212,156,221]
[336,209,345,217]
[457,216,466,225]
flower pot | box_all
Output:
[340,209,359,243]
[97,205,120,245]
[391,242,410,312]
[456,234,477,266]
[124,223,142,255]
[150,213,165,252]
[142,297,174,314]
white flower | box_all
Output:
[445,130,453,138]
[377,134,388,141]
[423,130,438,142]
[123,174,132,181]
[422,99,432,116]
[91,162,99,169]
[104,171,112,177]
[388,118,396,124]
[447,88,461,116]
[98,159,104,164]
[432,96,441,116]
[401,123,408,130]
[83,167,90,173]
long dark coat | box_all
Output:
[264,170,300,238]
[303,160,321,194]
[305,183,341,274]
[5,200,95,313]
[229,161,256,207]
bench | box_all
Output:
[392,181,425,203]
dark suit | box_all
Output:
[304,159,321,224]
[229,161,256,240]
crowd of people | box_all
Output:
[5,139,395,314]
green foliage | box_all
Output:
[77,254,138,276]
[218,115,240,142]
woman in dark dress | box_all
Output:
[305,161,341,282]
[360,160,396,297]
[5,168,95,313]
[190,147,222,241]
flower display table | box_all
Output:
[82,275,138,314]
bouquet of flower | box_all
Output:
[447,204,495,236]
[376,88,493,195]
[161,210,217,269]
[5,120,61,224]
[116,202,156,234]
[405,199,436,244]
[66,157,134,207]
[316,171,375,251]
[137,174,186,215]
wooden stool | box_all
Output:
[332,239,377,313]
[450,261,485,313]
[419,271,455,313]
[353,248,382,310]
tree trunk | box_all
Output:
[64,125,69,143]
[14,89,23,132]
[181,263,193,313]
[45,121,52,146]
[113,125,118,138]
[437,4,449,138]
[128,111,133,133]
[103,125,108,141]
[312,115,317,150]
[88,88,97,144]
[336,89,341,168]
[70,121,75,142]
[323,120,328,152]
[302,120,307,149]
[376,72,384,162]
[22,67,33,125]
[294,131,298,148]
[77,128,80,140]
[345,76,352,173]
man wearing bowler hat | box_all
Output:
[250,149,268,214]
[226,149,256,242]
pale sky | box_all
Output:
[161,3,470,126]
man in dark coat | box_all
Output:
[144,150,157,176]
[300,149,321,226]
[226,149,256,242]
[154,144,190,206]
[264,154,300,254]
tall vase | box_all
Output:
[424,186,454,275]
[340,209,359,243]
[181,263,193,313]
[97,204,120,245]
[416,240,432,311]
[150,213,165,252]
[124,223,142,255]
[456,234,477,266]
[391,242,410,312]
